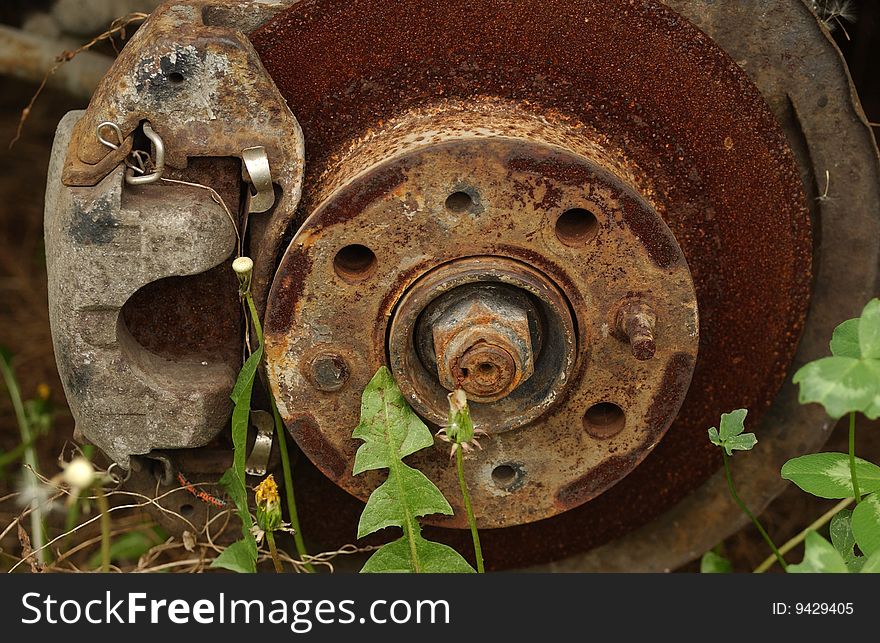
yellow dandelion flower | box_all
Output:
[255,474,279,507]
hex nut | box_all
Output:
[431,290,534,402]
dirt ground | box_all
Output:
[1,3,879,573]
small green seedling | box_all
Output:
[707,409,786,570]
[708,408,756,455]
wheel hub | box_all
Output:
[264,104,700,528]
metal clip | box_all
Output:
[97,121,124,150]
[242,146,276,213]
[245,410,275,476]
[125,122,165,185]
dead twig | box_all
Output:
[10,12,149,149]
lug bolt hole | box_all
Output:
[491,464,519,488]
[445,191,475,213]
[583,402,626,438]
[333,244,377,282]
[555,208,599,246]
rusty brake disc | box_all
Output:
[252,0,811,567]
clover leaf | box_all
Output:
[794,299,880,419]
[708,408,756,456]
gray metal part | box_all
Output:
[534,0,880,571]
[45,110,238,467]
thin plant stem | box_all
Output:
[244,289,312,572]
[95,486,110,572]
[272,400,313,572]
[722,450,787,571]
[62,445,94,552]
[455,448,484,573]
[0,353,44,564]
[754,497,854,573]
[266,530,284,573]
[244,290,263,342]
[849,412,861,505]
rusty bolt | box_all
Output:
[617,302,657,361]
[306,352,350,392]
[432,287,535,402]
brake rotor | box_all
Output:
[253,0,811,564]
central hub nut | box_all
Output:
[431,288,535,402]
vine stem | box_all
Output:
[722,450,787,571]
[245,290,313,572]
[455,448,484,573]
[849,412,861,505]
[266,530,284,573]
[95,486,110,572]
[754,497,854,573]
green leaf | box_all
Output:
[209,347,263,573]
[781,453,880,498]
[361,534,475,574]
[830,510,858,564]
[860,548,880,573]
[353,367,435,475]
[858,299,880,359]
[852,493,880,556]
[357,465,452,538]
[787,531,849,573]
[218,468,248,521]
[848,557,866,573]
[707,409,756,455]
[831,318,861,358]
[829,509,864,570]
[794,300,880,418]
[212,538,257,574]
[353,367,473,573]
[230,347,264,476]
[719,408,747,440]
[793,357,880,420]
[700,550,732,573]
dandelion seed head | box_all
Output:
[232,256,254,276]
[62,457,95,490]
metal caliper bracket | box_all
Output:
[45,1,306,467]
[46,111,237,466]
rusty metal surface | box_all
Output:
[252,0,813,563]
[529,0,880,572]
[391,254,580,432]
[45,111,240,467]
[59,1,305,309]
[45,0,306,469]
[427,282,538,402]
